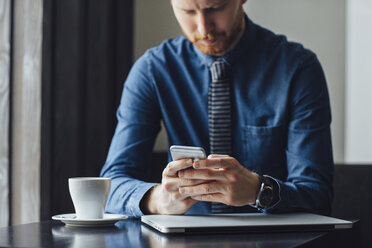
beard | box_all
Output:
[184,6,245,56]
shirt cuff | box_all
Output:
[127,182,157,217]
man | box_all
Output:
[100,0,333,217]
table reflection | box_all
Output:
[141,224,260,248]
[51,219,149,248]
[52,224,124,248]
[47,219,325,248]
[138,224,325,248]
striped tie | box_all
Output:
[208,60,233,213]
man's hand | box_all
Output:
[177,155,261,206]
[141,158,211,215]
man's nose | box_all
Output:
[197,13,213,37]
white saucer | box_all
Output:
[52,213,128,227]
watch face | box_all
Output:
[259,186,274,207]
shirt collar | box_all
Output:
[192,14,255,67]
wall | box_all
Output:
[0,0,11,227]
[134,0,180,151]
[134,0,181,59]
[0,0,43,227]
[345,0,372,163]
[11,0,43,225]
[134,0,346,163]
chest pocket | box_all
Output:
[242,125,287,175]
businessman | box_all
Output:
[100,0,334,217]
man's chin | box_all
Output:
[194,43,227,56]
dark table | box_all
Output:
[0,218,359,248]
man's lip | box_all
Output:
[200,39,216,45]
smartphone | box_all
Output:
[170,145,206,161]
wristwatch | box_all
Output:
[254,174,275,209]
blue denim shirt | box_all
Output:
[100,16,334,217]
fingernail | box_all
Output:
[178,171,184,177]
[194,161,200,168]
[179,188,185,194]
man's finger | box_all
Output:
[179,181,223,196]
[207,154,229,159]
[163,159,193,176]
[171,191,190,201]
[178,168,227,181]
[190,193,225,203]
[164,177,211,191]
[178,178,212,187]
[193,156,236,170]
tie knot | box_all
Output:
[210,61,229,81]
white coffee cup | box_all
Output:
[68,177,111,219]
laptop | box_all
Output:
[141,212,353,233]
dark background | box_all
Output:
[41,0,134,220]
